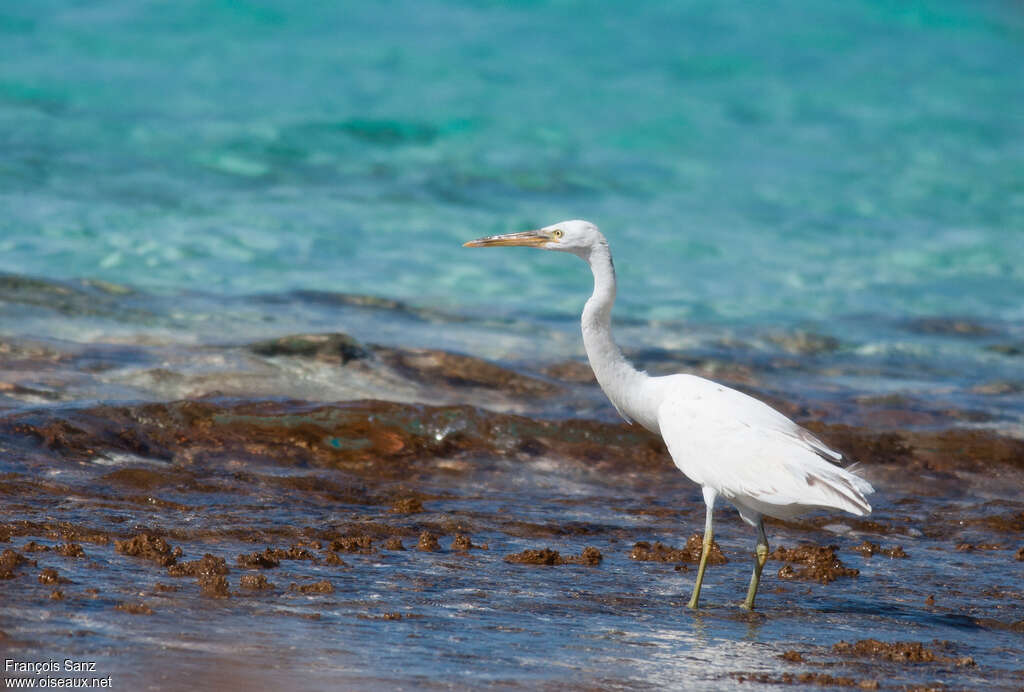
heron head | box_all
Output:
[463,219,605,258]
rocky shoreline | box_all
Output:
[1,329,1022,689]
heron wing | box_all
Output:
[655,375,873,517]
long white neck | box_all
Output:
[580,241,658,431]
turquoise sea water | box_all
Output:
[3,0,1022,328]
[3,4,1024,690]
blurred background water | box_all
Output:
[2,0,1021,327]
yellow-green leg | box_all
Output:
[687,488,717,610]
[741,519,769,611]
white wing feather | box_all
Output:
[654,374,873,520]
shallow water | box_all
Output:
[1,292,1022,689]
[2,1,1023,689]
[1,415,1022,690]
[3,1,1023,323]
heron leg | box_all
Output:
[687,487,717,610]
[741,519,769,611]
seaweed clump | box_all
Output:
[0,549,34,578]
[831,639,974,667]
[114,533,181,567]
[630,534,727,565]
[505,546,602,566]
[771,544,858,584]
[851,541,907,558]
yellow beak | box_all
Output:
[463,230,550,248]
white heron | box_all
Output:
[464,220,874,610]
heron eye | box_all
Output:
[552,229,564,239]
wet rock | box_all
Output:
[114,533,181,567]
[832,639,937,663]
[851,541,907,558]
[955,542,1003,552]
[167,554,229,578]
[21,541,51,552]
[631,348,760,387]
[779,650,804,663]
[504,546,603,566]
[115,602,154,615]
[906,317,994,337]
[973,511,1024,533]
[153,583,180,593]
[855,407,969,429]
[199,574,231,598]
[971,380,1023,395]
[264,476,375,505]
[629,535,727,565]
[451,534,487,552]
[731,672,870,687]
[239,574,275,591]
[630,540,675,562]
[0,337,66,363]
[101,467,192,491]
[47,523,109,545]
[973,617,1024,633]
[503,520,609,539]
[505,548,564,565]
[269,545,316,561]
[832,637,974,667]
[2,376,1021,691]
[38,568,70,585]
[359,612,405,621]
[375,347,559,398]
[777,515,891,535]
[802,422,1024,473]
[0,274,149,320]
[540,360,596,383]
[800,424,912,465]
[1,399,675,479]
[384,537,405,551]
[328,525,396,547]
[854,393,916,409]
[1,521,112,546]
[986,343,1024,356]
[237,545,315,568]
[514,437,547,457]
[49,590,63,600]
[417,531,441,552]
[389,497,424,514]
[682,533,727,563]
[771,545,858,584]
[330,535,374,554]
[55,543,85,558]
[249,331,559,398]
[237,549,280,569]
[290,580,334,594]
[324,552,349,566]
[250,333,370,364]
[1016,546,1024,561]
[765,330,841,355]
